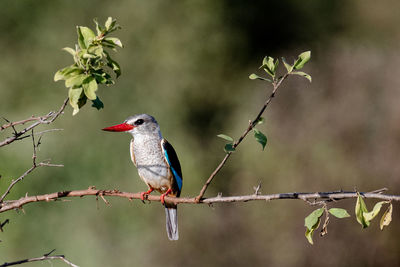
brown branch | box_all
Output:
[0,249,79,267]
[0,117,42,131]
[0,98,68,148]
[195,73,290,202]
[1,188,399,213]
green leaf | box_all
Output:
[93,18,103,36]
[83,53,97,59]
[305,218,320,245]
[62,47,76,56]
[249,73,271,82]
[54,66,83,82]
[253,128,267,150]
[112,62,121,77]
[273,58,279,72]
[294,51,311,70]
[104,51,121,77]
[261,56,276,77]
[355,193,370,228]
[217,134,234,142]
[291,71,312,82]
[304,207,324,245]
[282,57,293,73]
[224,143,236,153]
[328,208,350,218]
[91,96,104,110]
[77,27,86,49]
[105,17,113,30]
[82,76,98,100]
[88,45,103,57]
[77,26,96,49]
[304,208,324,230]
[54,70,66,82]
[65,74,87,88]
[93,73,107,84]
[380,203,393,230]
[68,87,84,115]
[104,37,123,48]
[363,201,389,222]
[262,56,275,71]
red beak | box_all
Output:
[102,123,134,132]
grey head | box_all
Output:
[124,114,161,137]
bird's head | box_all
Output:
[102,114,161,137]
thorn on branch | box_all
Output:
[99,193,111,206]
[369,188,388,194]
[43,249,57,257]
[253,182,262,195]
[0,219,10,232]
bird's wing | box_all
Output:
[161,139,183,196]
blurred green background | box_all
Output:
[1,1,400,266]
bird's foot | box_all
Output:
[140,188,154,202]
[160,188,172,205]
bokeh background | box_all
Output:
[1,1,400,266]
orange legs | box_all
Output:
[140,188,154,201]
[160,188,172,205]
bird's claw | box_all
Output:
[160,188,172,205]
[140,188,154,202]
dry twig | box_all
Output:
[0,98,68,147]
[0,129,63,203]
[0,249,79,267]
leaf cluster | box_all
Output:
[355,193,392,230]
[249,51,312,83]
[54,17,123,115]
[304,193,393,245]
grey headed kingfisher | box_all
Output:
[102,114,183,240]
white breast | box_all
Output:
[130,134,171,192]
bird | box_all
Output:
[102,114,183,240]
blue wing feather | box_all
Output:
[162,139,183,196]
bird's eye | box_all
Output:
[134,119,144,126]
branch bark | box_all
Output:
[1,187,398,213]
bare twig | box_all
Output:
[0,130,63,203]
[0,219,10,232]
[196,73,290,201]
[0,249,79,267]
[0,98,68,148]
[320,204,329,237]
[1,117,45,131]
[0,188,399,213]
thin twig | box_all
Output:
[0,219,10,232]
[196,73,290,202]
[1,188,399,213]
[0,249,79,267]
[1,117,45,131]
[0,130,63,203]
[0,98,68,148]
